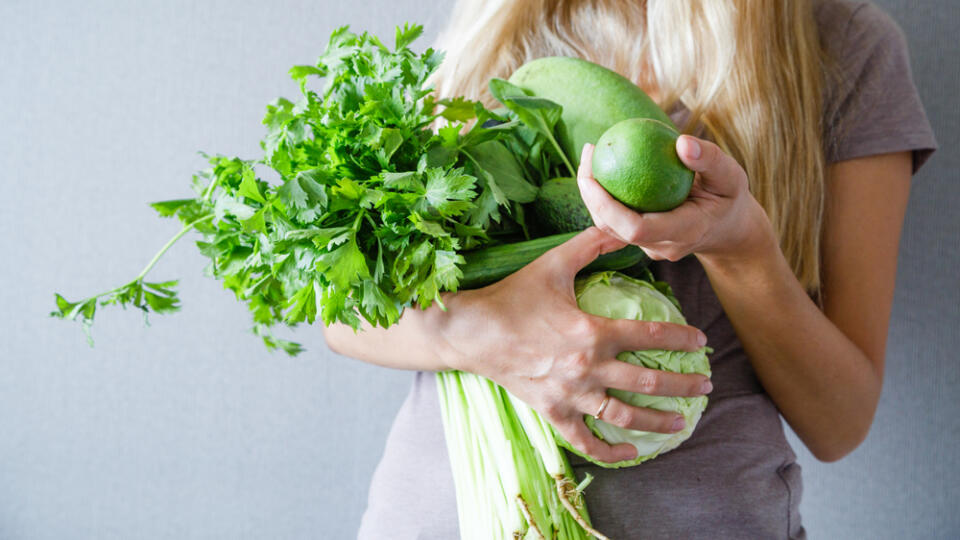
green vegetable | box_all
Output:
[438,371,602,539]
[51,24,545,351]
[488,77,576,177]
[508,56,675,168]
[464,140,540,205]
[531,177,594,234]
[592,118,694,212]
[459,232,648,289]
[563,271,712,468]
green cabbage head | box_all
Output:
[561,271,711,468]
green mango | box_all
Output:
[508,57,675,168]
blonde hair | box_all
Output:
[432,0,829,292]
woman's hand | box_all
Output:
[438,227,711,464]
[577,136,776,264]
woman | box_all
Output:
[328,0,937,537]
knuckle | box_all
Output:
[582,226,603,240]
[704,142,723,168]
[660,246,687,262]
[625,225,645,245]
[646,249,667,261]
[577,162,590,180]
[596,221,615,237]
[606,405,634,429]
[561,352,593,381]
[635,370,660,395]
[571,316,601,345]
[664,249,682,262]
[645,321,666,341]
[594,197,610,214]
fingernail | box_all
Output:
[680,136,701,159]
[672,417,686,432]
[701,380,713,394]
[696,332,707,347]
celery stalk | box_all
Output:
[436,371,606,539]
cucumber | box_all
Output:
[508,57,675,168]
[531,177,594,234]
[459,232,648,289]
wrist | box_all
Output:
[421,289,478,373]
[696,198,781,277]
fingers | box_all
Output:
[587,393,689,434]
[595,360,712,397]
[556,417,638,464]
[539,226,627,280]
[577,143,634,243]
[676,135,748,197]
[578,143,701,248]
[599,316,707,354]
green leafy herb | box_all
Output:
[488,78,576,176]
[52,24,545,353]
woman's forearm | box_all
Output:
[577,138,909,463]
[322,294,458,372]
[698,242,881,462]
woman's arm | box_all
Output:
[578,137,911,462]
[324,301,454,372]
[322,227,711,464]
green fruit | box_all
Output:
[591,118,694,212]
[508,57,674,168]
[531,177,594,233]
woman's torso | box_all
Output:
[356,0,932,537]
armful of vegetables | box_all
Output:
[50,24,640,353]
[51,23,706,539]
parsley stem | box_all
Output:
[67,213,216,307]
[201,176,218,201]
[135,214,215,281]
[352,210,365,232]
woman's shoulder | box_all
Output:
[814,0,937,170]
[815,0,907,62]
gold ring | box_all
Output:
[594,395,611,420]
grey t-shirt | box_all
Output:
[357,2,937,538]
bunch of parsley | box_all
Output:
[51,24,576,354]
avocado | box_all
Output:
[531,177,594,234]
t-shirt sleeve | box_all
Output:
[822,2,937,173]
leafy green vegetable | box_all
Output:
[52,24,544,352]
[566,271,712,468]
[488,78,576,177]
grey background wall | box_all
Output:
[1,0,956,538]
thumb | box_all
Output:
[676,135,748,197]
[539,227,627,281]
